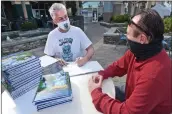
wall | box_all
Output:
[113,4,122,15]
[103,2,113,22]
[69,16,84,31]
[2,35,47,56]
[103,1,113,12]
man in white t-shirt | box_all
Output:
[44,3,94,67]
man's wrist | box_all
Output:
[91,88,102,100]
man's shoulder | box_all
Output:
[48,28,58,37]
[139,50,171,79]
[70,25,82,32]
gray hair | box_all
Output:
[49,3,67,16]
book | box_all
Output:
[4,60,41,78]
[33,62,72,103]
[37,99,72,111]
[2,52,38,71]
[35,70,73,111]
[1,51,42,99]
[2,68,42,86]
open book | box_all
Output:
[39,55,103,77]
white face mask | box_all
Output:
[57,19,70,30]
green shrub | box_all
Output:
[110,14,130,23]
[123,14,130,22]
[21,21,37,31]
[163,17,172,33]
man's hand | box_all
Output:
[75,57,88,67]
[88,75,103,93]
[56,58,67,66]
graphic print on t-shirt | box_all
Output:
[59,38,73,62]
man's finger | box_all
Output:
[75,58,80,64]
[62,60,67,66]
[60,61,65,66]
[92,75,96,82]
[97,76,103,85]
[76,57,81,61]
[60,59,67,66]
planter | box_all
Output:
[100,22,127,28]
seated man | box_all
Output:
[88,9,172,114]
[44,3,94,67]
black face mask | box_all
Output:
[127,39,163,61]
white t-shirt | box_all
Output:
[44,26,92,62]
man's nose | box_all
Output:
[62,17,68,21]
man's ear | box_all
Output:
[140,34,149,44]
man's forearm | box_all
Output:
[84,45,94,61]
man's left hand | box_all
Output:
[75,57,88,67]
[88,75,103,93]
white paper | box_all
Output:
[63,61,104,76]
[39,55,57,67]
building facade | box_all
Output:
[102,1,156,22]
[1,1,82,31]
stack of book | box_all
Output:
[1,52,42,99]
[33,62,72,111]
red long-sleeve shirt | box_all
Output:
[91,49,172,114]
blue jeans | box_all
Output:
[115,84,126,102]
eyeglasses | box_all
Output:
[128,18,152,40]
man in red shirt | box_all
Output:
[88,9,172,114]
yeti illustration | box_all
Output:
[59,38,73,62]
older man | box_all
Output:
[88,9,172,114]
[44,3,94,67]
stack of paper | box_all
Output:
[33,62,73,111]
[2,52,42,99]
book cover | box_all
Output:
[33,62,72,103]
[2,52,37,71]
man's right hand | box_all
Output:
[92,74,104,83]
